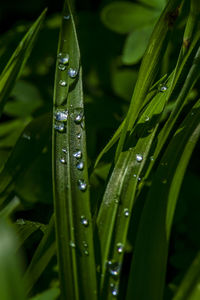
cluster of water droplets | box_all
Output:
[110,283,119,297]
[57,50,78,80]
[107,261,121,277]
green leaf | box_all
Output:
[0,9,47,117]
[126,99,200,300]
[122,26,153,65]
[52,1,98,300]
[0,113,51,207]
[29,288,60,300]
[0,220,27,300]
[172,251,200,300]
[101,2,159,34]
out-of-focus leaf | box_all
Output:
[0,220,26,300]
[0,9,47,116]
[4,80,43,117]
[101,2,159,34]
[122,26,153,65]
[139,0,166,9]
[29,288,60,300]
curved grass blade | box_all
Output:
[115,0,182,160]
[0,9,47,117]
[52,1,98,299]
[0,220,27,300]
[96,83,171,298]
[126,99,200,300]
[24,216,56,295]
[173,251,200,300]
[0,113,51,207]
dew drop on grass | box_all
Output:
[133,174,137,178]
[150,156,154,161]
[59,80,67,87]
[82,241,88,248]
[62,148,67,154]
[60,158,66,164]
[138,177,141,182]
[107,261,121,276]
[69,241,76,248]
[77,132,81,139]
[22,133,31,140]
[63,15,70,20]
[124,208,130,217]
[116,243,124,254]
[84,250,89,256]
[110,284,118,297]
[159,85,168,92]
[73,108,84,124]
[73,150,82,159]
[76,161,84,171]
[136,154,143,162]
[80,216,89,227]
[54,123,65,133]
[145,116,150,122]
[57,52,69,65]
[68,68,78,78]
[58,63,66,71]
[16,218,26,225]
[78,179,87,191]
[54,108,68,122]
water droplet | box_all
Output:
[58,63,66,71]
[150,156,154,161]
[22,133,31,140]
[80,216,89,227]
[138,177,141,182]
[124,208,130,217]
[82,241,88,248]
[107,261,121,276]
[136,154,143,162]
[54,123,65,133]
[60,158,66,164]
[62,148,67,154]
[76,161,84,171]
[84,250,89,256]
[59,80,67,87]
[68,68,78,78]
[78,179,87,191]
[116,243,124,254]
[159,85,167,92]
[77,132,81,139]
[69,241,76,248]
[54,108,68,122]
[57,52,69,65]
[73,150,82,159]
[133,174,137,178]
[16,218,25,225]
[145,116,150,122]
[63,15,70,20]
[110,284,118,297]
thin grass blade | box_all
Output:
[52,1,98,299]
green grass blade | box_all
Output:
[0,220,27,300]
[24,216,56,295]
[115,0,183,160]
[29,288,60,300]
[173,251,200,300]
[52,1,98,299]
[0,9,47,117]
[96,82,170,298]
[126,99,200,300]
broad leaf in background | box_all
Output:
[0,9,47,116]
[0,220,26,300]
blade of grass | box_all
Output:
[0,9,47,117]
[52,1,98,299]
[96,79,172,298]
[173,251,200,300]
[115,0,183,160]
[126,99,200,300]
